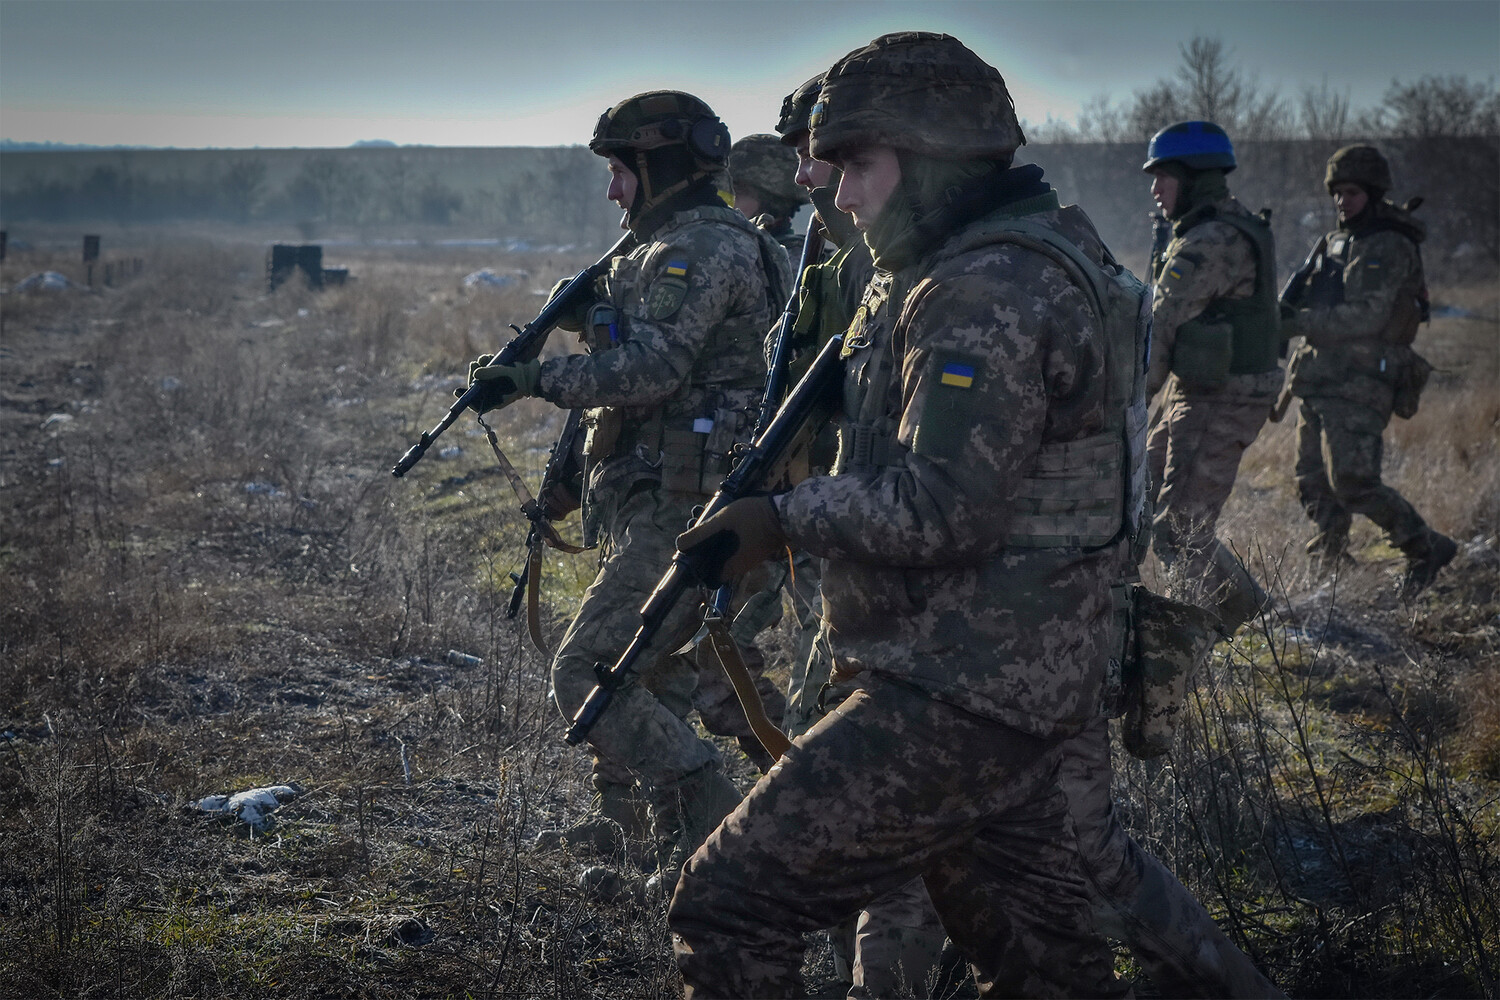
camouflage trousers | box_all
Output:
[1293,395,1427,554]
[670,675,1123,999]
[551,485,721,790]
[1146,373,1280,616]
[1061,719,1286,999]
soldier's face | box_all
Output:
[835,145,901,231]
[1332,183,1368,222]
[1149,169,1180,216]
[607,156,639,210]
[794,134,834,192]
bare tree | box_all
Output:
[1300,77,1353,141]
[1076,94,1129,144]
[1358,74,1500,138]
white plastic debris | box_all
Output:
[194,783,303,829]
[40,412,75,430]
[463,268,519,290]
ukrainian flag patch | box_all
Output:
[940,362,975,388]
[665,260,689,278]
[1167,265,1184,280]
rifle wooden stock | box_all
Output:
[391,232,635,478]
[564,332,845,745]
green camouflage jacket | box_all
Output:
[777,202,1130,740]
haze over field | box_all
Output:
[2,0,1496,149]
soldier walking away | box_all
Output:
[669,31,1139,998]
[1282,144,1456,594]
[728,133,807,258]
[1142,121,1283,633]
[462,91,791,893]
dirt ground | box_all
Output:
[1,230,1496,998]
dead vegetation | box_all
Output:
[1,231,1496,998]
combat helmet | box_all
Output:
[591,90,732,222]
[1325,144,1393,196]
[776,73,824,145]
[1142,121,1237,173]
[729,134,804,217]
[809,31,1026,163]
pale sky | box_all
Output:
[2,0,1496,149]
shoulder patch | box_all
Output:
[913,348,985,461]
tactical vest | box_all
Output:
[1309,216,1427,346]
[1163,205,1282,375]
[836,210,1152,552]
[589,205,791,495]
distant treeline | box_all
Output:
[3,136,1495,273]
[0,145,624,245]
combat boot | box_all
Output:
[1399,529,1457,597]
[534,778,650,862]
[1306,529,1353,579]
[643,762,743,896]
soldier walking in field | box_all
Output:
[462,90,791,891]
[1142,120,1283,632]
[668,31,1140,997]
[1282,144,1456,594]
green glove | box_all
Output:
[676,495,787,588]
[459,356,541,414]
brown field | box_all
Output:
[1,226,1496,998]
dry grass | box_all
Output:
[2,229,1497,998]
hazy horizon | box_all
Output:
[2,1,1496,150]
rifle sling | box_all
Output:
[703,611,791,762]
[525,541,549,657]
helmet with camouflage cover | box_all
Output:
[1142,120,1237,173]
[590,90,731,165]
[590,90,732,224]
[776,73,824,145]
[808,31,1026,163]
[1325,144,1393,196]
[729,134,804,217]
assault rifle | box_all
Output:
[391,232,635,478]
[564,331,845,745]
[756,220,826,434]
[1278,234,1330,313]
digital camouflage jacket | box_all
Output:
[1148,196,1280,399]
[1285,204,1426,412]
[777,200,1131,740]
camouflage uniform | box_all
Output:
[671,33,1126,999]
[1147,192,1281,628]
[1284,146,1451,584]
[536,92,792,874]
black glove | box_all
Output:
[676,496,787,589]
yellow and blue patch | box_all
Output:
[939,361,975,388]
[665,260,689,278]
[1167,265,1184,280]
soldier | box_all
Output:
[463,90,792,890]
[1282,144,1456,593]
[668,32,1136,997]
[1142,121,1283,631]
[775,73,948,1000]
[728,133,806,257]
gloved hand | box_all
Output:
[676,495,787,589]
[457,356,542,414]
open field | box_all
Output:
[1,226,1497,998]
